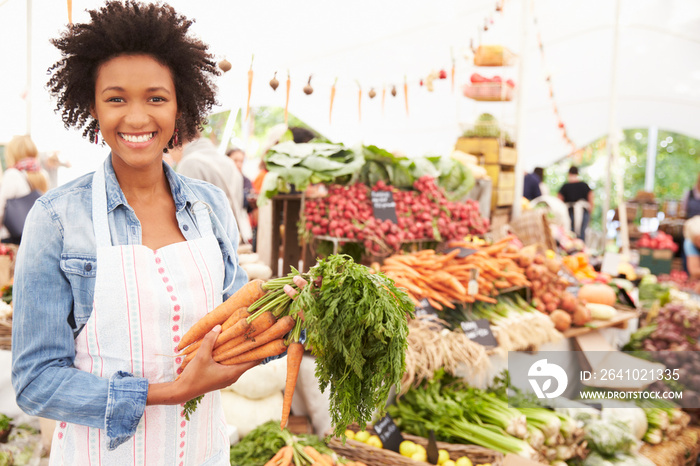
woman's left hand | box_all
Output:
[284,275,307,319]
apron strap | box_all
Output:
[92,163,112,248]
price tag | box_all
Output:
[372,414,404,453]
[600,252,621,277]
[371,190,398,224]
[415,298,439,318]
[445,246,478,258]
[460,319,498,347]
[467,268,479,296]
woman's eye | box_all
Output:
[107,97,123,103]
[150,97,166,103]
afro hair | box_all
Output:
[47,0,220,150]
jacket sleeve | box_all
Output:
[11,198,148,450]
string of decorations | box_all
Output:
[531,12,578,155]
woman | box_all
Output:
[558,166,593,242]
[11,2,300,464]
[0,135,48,243]
[683,216,700,279]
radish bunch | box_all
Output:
[302,177,489,255]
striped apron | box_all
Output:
[49,165,230,465]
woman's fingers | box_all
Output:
[283,275,309,299]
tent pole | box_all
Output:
[511,0,530,220]
[607,0,628,256]
[25,0,32,135]
[644,126,658,192]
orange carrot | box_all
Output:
[404,75,409,116]
[329,77,337,124]
[212,311,276,359]
[177,279,265,351]
[222,307,250,332]
[284,70,291,124]
[381,86,386,115]
[281,341,304,429]
[67,0,72,24]
[214,315,295,362]
[303,446,332,466]
[357,83,362,122]
[265,445,291,466]
[245,55,254,120]
[220,338,288,365]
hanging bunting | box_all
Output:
[329,78,337,124]
[404,75,409,116]
[284,70,291,124]
[245,55,254,120]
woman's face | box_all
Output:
[92,54,178,171]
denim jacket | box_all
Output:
[11,155,248,450]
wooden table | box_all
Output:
[562,308,639,339]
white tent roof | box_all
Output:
[1,0,699,177]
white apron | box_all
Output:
[50,165,230,466]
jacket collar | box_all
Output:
[102,154,192,213]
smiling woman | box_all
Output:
[9,2,270,465]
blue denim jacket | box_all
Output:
[11,155,248,450]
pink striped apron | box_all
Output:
[49,165,230,465]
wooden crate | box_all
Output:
[483,146,517,166]
[454,137,500,156]
[485,165,515,189]
[257,194,306,277]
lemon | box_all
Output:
[344,429,355,440]
[354,430,370,443]
[477,464,492,466]
[411,450,428,462]
[443,461,457,466]
[456,457,473,466]
[399,440,417,457]
[437,449,450,465]
[366,435,383,449]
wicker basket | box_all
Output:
[328,424,504,466]
[0,318,11,351]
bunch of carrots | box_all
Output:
[176,276,305,426]
[265,445,366,466]
[380,235,530,310]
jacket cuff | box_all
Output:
[105,371,148,451]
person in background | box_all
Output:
[683,216,700,278]
[0,135,49,243]
[681,173,700,219]
[177,132,253,244]
[227,147,254,213]
[558,166,593,242]
[523,168,542,201]
[39,150,71,191]
[534,167,549,197]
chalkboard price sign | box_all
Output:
[372,414,404,453]
[460,318,498,347]
[371,190,398,224]
[415,298,439,318]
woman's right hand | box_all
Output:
[147,325,261,406]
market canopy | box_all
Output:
[1,0,699,173]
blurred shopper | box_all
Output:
[178,133,253,244]
[558,166,593,242]
[523,168,542,201]
[227,147,254,213]
[39,151,71,190]
[683,216,700,278]
[0,135,49,243]
[534,167,549,197]
[681,173,700,219]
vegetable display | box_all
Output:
[303,177,487,256]
[635,231,678,252]
[178,254,414,438]
[229,420,357,466]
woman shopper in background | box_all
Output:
[0,135,48,244]
[11,2,299,464]
[558,166,593,242]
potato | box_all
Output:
[550,310,572,332]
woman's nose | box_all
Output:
[124,103,150,127]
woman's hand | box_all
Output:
[284,275,307,319]
[169,325,261,404]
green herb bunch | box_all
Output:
[294,254,415,438]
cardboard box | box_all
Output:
[639,247,673,275]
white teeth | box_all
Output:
[121,132,155,143]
